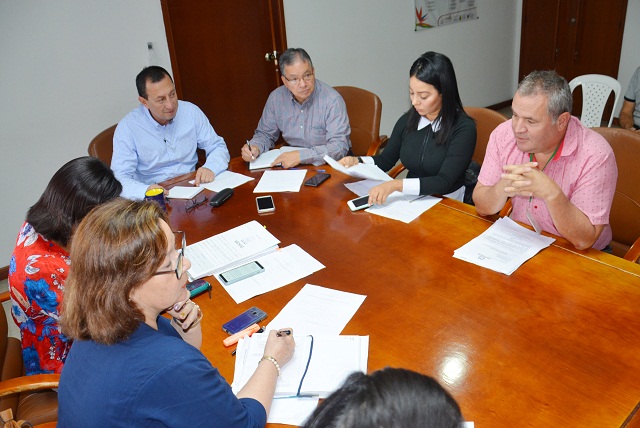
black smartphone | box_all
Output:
[219,261,265,285]
[222,307,268,335]
[304,172,331,187]
[186,279,212,299]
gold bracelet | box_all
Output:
[260,355,281,376]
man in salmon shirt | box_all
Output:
[473,70,617,251]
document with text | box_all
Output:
[185,220,280,280]
[453,216,555,275]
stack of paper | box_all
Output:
[249,146,302,170]
[166,186,204,199]
[323,155,392,182]
[233,284,367,425]
[185,220,279,280]
[232,334,369,398]
[453,216,555,274]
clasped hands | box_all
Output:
[500,161,561,201]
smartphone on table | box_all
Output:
[222,307,268,335]
[219,261,265,285]
[347,195,371,211]
[256,196,275,213]
[304,172,331,187]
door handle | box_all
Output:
[264,51,278,62]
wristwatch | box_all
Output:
[357,156,363,163]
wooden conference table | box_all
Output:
[161,157,640,428]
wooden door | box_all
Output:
[519,0,627,116]
[161,0,287,157]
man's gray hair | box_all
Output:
[516,70,572,123]
[278,48,313,77]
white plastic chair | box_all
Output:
[569,74,621,127]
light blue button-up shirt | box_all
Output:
[112,101,230,199]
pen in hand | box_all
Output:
[246,140,255,160]
[276,329,292,337]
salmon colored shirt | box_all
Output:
[478,116,618,250]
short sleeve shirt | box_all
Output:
[478,116,617,250]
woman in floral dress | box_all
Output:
[8,157,121,374]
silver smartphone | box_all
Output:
[219,261,265,285]
[256,196,275,213]
[347,195,371,211]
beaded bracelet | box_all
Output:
[260,355,281,377]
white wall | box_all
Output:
[617,0,640,113]
[0,1,171,264]
[283,0,521,135]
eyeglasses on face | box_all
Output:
[283,71,314,86]
[153,230,186,280]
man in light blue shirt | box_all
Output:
[112,66,230,199]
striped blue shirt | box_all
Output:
[248,79,351,165]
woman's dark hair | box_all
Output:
[25,156,122,247]
[302,367,463,428]
[406,51,467,145]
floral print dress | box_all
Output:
[8,222,71,375]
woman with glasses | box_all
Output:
[58,198,295,427]
[8,156,121,375]
[339,51,476,205]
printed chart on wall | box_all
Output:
[415,0,478,30]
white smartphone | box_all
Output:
[347,195,371,211]
[219,261,265,285]
[256,196,275,213]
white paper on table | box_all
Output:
[267,396,319,425]
[233,334,368,398]
[453,216,555,275]
[186,220,280,280]
[324,155,392,182]
[344,179,384,197]
[166,186,204,199]
[189,170,254,191]
[266,284,366,335]
[249,146,302,170]
[217,245,325,304]
[365,192,441,223]
[253,169,308,193]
